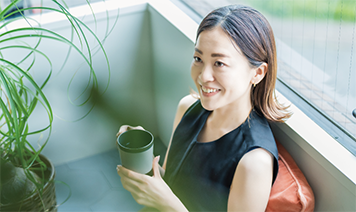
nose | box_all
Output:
[199,65,214,83]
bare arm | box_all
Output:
[228,148,274,211]
[162,95,197,171]
[117,95,196,211]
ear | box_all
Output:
[251,63,267,86]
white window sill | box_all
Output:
[274,90,356,187]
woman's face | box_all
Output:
[191,26,256,111]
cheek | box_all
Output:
[222,72,250,93]
[190,64,199,81]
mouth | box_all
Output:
[201,86,221,94]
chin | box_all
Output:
[200,100,217,111]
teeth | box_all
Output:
[202,86,218,93]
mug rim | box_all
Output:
[117,129,154,153]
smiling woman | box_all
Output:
[179,0,356,154]
[117,4,292,212]
[191,5,290,122]
[191,27,257,114]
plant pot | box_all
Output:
[0,154,57,212]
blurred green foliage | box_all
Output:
[248,0,356,22]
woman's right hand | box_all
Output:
[116,125,145,138]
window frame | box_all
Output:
[170,0,356,156]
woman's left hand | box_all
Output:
[117,156,187,211]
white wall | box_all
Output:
[15,1,159,165]
[149,3,196,144]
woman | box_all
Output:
[116,5,290,211]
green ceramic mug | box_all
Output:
[117,129,154,174]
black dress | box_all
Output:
[163,100,279,211]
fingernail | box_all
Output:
[156,155,161,162]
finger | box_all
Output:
[121,175,142,194]
[137,126,145,130]
[131,193,149,207]
[117,165,147,183]
[116,125,145,138]
[129,126,145,131]
[152,156,161,178]
[117,166,142,189]
[116,125,130,138]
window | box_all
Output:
[174,0,356,154]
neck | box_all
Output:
[209,97,252,131]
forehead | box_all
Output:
[195,26,242,56]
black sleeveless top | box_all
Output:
[163,100,279,211]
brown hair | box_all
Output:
[196,5,291,122]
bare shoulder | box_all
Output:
[162,95,197,170]
[239,148,274,172]
[228,149,274,211]
[172,95,197,128]
[176,95,197,118]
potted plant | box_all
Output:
[0,0,110,211]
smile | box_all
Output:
[201,86,220,93]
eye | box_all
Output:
[214,61,225,67]
[194,56,202,63]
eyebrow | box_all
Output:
[194,48,203,54]
[211,53,230,58]
[194,48,230,58]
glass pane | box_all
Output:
[181,0,356,140]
